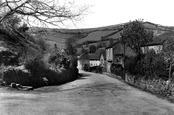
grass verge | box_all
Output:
[105,72,174,103]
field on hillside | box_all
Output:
[31,22,174,49]
[76,30,119,44]
[41,32,76,48]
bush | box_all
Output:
[134,77,172,97]
[125,51,168,80]
[0,49,19,66]
[3,66,31,86]
[25,58,47,77]
[143,50,168,80]
[110,63,123,76]
[123,50,173,98]
[125,56,144,76]
[2,52,79,88]
[24,57,52,87]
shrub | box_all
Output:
[89,45,97,53]
[143,50,168,80]
[125,51,168,80]
[48,53,61,66]
[110,63,123,76]
[3,66,31,86]
[2,54,79,88]
[0,64,5,84]
[125,56,144,76]
[123,50,173,98]
[0,48,19,66]
[24,57,49,87]
[133,77,172,97]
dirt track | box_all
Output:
[0,70,174,115]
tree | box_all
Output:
[96,42,106,49]
[143,49,167,79]
[121,20,153,59]
[121,20,153,80]
[65,38,76,56]
[0,0,88,61]
[163,37,174,80]
[97,43,102,49]
[108,38,114,47]
[81,46,87,54]
[0,0,88,27]
[89,45,96,53]
[0,0,88,49]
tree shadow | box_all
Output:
[77,73,91,80]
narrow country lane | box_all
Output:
[0,70,174,115]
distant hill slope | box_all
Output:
[29,22,174,49]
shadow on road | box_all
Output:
[78,73,91,80]
[0,72,92,93]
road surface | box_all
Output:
[0,70,174,115]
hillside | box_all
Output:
[29,21,174,49]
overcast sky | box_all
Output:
[67,0,174,29]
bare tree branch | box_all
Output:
[0,0,88,27]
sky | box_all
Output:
[65,0,174,29]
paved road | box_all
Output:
[0,70,174,115]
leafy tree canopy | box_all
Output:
[121,20,153,57]
[89,45,96,53]
[65,38,77,56]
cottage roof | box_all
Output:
[142,38,165,46]
[142,32,174,47]
[78,52,90,60]
[89,48,106,60]
[106,40,121,49]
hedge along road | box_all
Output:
[0,70,174,115]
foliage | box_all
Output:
[24,57,47,77]
[125,56,144,76]
[96,42,106,49]
[126,75,173,97]
[162,37,174,79]
[1,15,21,29]
[48,53,61,66]
[65,38,77,56]
[108,38,114,47]
[96,43,102,49]
[0,19,49,64]
[18,23,29,32]
[89,45,97,53]
[121,20,153,58]
[80,47,86,54]
[0,0,88,64]
[110,63,124,77]
[143,50,168,80]
[163,37,174,59]
[0,48,19,66]
[2,57,79,88]
[0,0,84,88]
[34,36,49,52]
[124,50,168,81]
[0,23,42,60]
[24,57,58,87]
[0,64,5,81]
[3,66,31,86]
